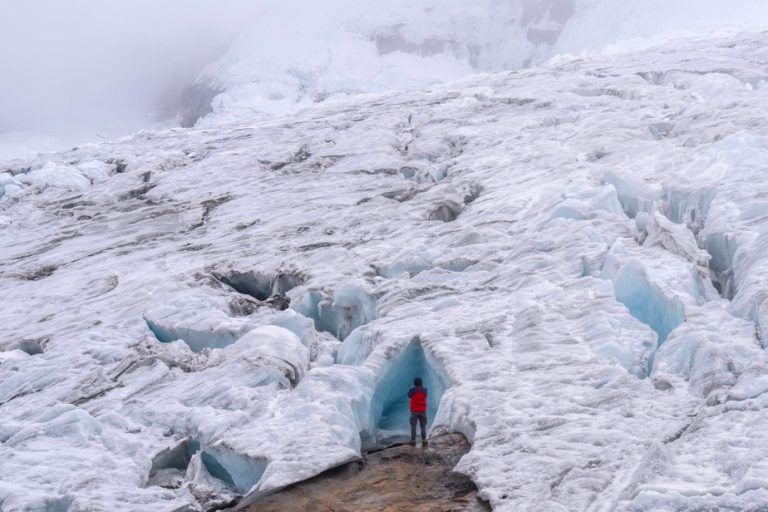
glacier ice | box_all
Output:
[291,282,377,341]
[700,231,738,299]
[602,171,663,219]
[6,337,47,356]
[601,246,685,370]
[147,438,199,489]
[199,444,268,495]
[231,326,310,385]
[147,438,267,498]
[213,269,304,302]
[215,269,275,301]
[428,200,463,222]
[5,30,768,512]
[144,309,249,353]
[0,172,23,198]
[367,339,448,447]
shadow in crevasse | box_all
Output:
[146,438,267,496]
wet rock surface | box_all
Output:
[244,433,489,512]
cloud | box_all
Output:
[0,0,259,133]
[1,0,767,136]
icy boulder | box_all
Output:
[76,160,114,184]
[222,326,310,385]
[271,308,326,362]
[378,247,440,278]
[144,305,253,352]
[17,161,91,192]
[652,303,765,396]
[0,172,23,198]
[581,301,656,378]
[337,326,382,366]
[551,180,625,221]
[643,211,711,268]
[602,171,663,219]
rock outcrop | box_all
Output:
[245,433,488,512]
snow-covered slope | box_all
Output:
[195,0,768,125]
[193,0,571,123]
[3,30,768,511]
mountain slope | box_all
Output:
[192,0,768,126]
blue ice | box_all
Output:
[292,284,377,341]
[611,263,684,369]
[145,318,240,352]
[369,340,447,446]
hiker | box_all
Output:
[408,377,428,446]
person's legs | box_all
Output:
[409,413,417,443]
[418,413,427,441]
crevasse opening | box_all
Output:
[11,337,46,355]
[214,269,304,301]
[611,264,684,371]
[663,188,715,235]
[700,231,738,300]
[367,340,448,447]
[201,445,267,495]
[147,439,267,495]
[144,318,240,352]
[292,284,377,341]
[147,439,200,489]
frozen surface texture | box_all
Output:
[3,31,768,511]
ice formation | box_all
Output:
[4,30,768,512]
[187,0,768,127]
[367,338,448,446]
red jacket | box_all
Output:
[408,386,428,413]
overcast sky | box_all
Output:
[0,0,259,133]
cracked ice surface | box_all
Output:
[4,32,768,511]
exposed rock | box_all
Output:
[245,433,489,512]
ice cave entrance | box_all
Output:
[368,340,448,448]
[147,439,266,495]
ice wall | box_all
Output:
[292,283,377,341]
[367,340,448,446]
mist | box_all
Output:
[0,0,259,134]
[2,0,768,142]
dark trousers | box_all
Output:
[410,412,427,441]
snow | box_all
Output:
[189,0,768,128]
[3,30,768,512]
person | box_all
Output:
[408,377,428,446]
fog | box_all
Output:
[0,0,259,134]
[1,0,768,141]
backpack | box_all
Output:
[409,386,427,413]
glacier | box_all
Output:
[3,29,768,512]
[191,0,768,127]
